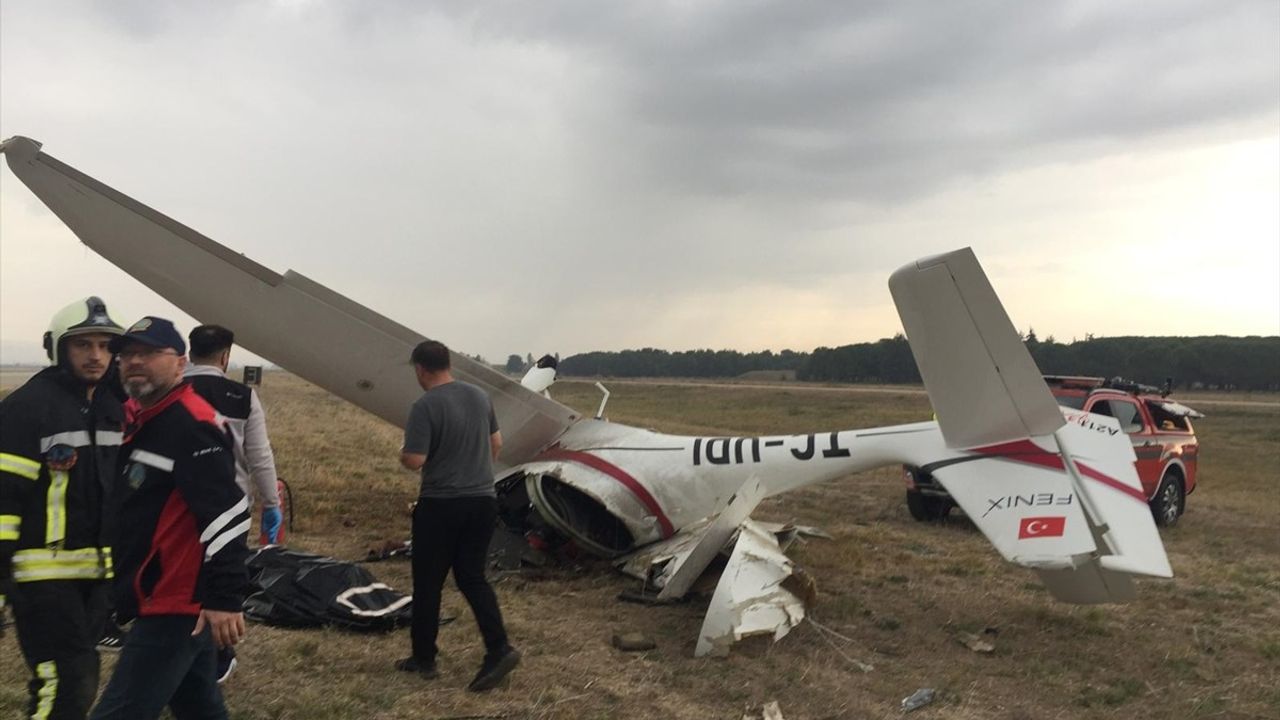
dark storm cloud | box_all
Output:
[435,0,1280,202]
[2,0,1276,361]
[22,0,1277,210]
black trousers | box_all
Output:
[411,496,508,664]
[88,615,226,720]
[11,579,111,720]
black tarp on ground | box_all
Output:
[243,546,413,631]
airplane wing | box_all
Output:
[0,136,580,466]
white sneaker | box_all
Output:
[216,649,238,684]
[96,626,128,653]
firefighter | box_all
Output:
[1,297,125,719]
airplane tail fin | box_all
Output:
[890,249,1172,603]
[889,248,1064,449]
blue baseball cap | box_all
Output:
[109,316,187,355]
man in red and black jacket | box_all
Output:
[89,317,250,720]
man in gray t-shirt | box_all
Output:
[396,340,520,692]
[403,382,499,499]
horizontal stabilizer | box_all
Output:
[1036,564,1136,604]
[929,437,1098,565]
[889,248,1063,449]
[927,411,1171,603]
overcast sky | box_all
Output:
[2,0,1277,367]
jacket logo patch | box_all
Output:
[45,444,78,471]
[126,462,147,489]
[193,446,223,458]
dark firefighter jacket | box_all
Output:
[113,382,251,620]
[0,366,123,592]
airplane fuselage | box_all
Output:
[505,417,951,556]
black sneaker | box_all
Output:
[468,647,520,692]
[216,646,238,684]
[394,656,439,679]
[96,625,128,653]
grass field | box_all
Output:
[2,373,1277,719]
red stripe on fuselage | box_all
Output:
[537,449,675,538]
[970,440,1147,503]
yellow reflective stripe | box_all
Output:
[14,565,113,582]
[12,547,113,582]
[14,558,104,570]
[34,660,58,720]
[45,470,68,545]
[0,452,41,480]
[0,514,19,541]
[13,547,111,563]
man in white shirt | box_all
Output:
[184,325,281,542]
[183,324,281,685]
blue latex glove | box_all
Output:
[260,506,283,545]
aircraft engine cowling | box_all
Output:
[495,459,666,557]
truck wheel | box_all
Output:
[906,490,951,522]
[1150,474,1184,528]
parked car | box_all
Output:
[904,375,1204,527]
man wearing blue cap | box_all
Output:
[90,317,250,720]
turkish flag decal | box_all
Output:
[1018,516,1066,539]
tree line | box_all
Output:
[557,348,805,379]
[553,334,1280,390]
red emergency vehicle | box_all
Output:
[905,376,1203,527]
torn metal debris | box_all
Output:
[695,519,811,657]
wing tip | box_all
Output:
[0,135,42,161]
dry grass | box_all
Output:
[2,373,1278,719]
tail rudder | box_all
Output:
[889,248,1064,449]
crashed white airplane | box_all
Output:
[1,136,1173,657]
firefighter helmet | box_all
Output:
[42,296,125,365]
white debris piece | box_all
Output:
[615,518,713,584]
[657,477,766,601]
[695,519,807,657]
[740,700,786,720]
[901,688,936,712]
[958,631,995,654]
